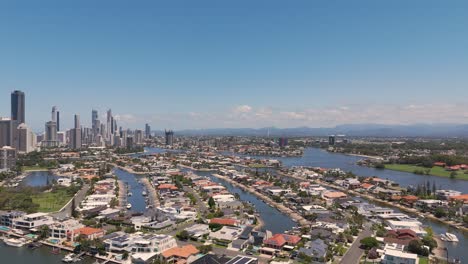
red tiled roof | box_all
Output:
[209,218,238,226]
[264,234,301,247]
[162,245,199,259]
[74,227,103,236]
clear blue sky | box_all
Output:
[1,0,467,131]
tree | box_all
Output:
[422,235,437,252]
[208,197,216,210]
[434,208,447,218]
[197,244,212,254]
[176,230,189,241]
[450,171,457,179]
[360,237,379,250]
[408,239,429,256]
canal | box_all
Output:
[181,168,297,234]
[113,168,147,213]
[0,243,95,264]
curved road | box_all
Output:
[339,224,373,264]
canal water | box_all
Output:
[0,243,94,264]
[113,168,147,213]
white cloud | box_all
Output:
[232,105,252,114]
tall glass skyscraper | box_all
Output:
[11,90,25,124]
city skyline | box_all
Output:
[1,1,468,130]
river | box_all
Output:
[224,148,468,193]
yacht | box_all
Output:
[142,190,148,196]
[126,203,132,209]
[4,237,26,247]
[127,192,133,197]
[441,232,459,242]
[62,253,75,263]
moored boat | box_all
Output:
[3,237,26,247]
[126,203,132,209]
[441,232,459,242]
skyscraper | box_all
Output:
[17,123,35,153]
[44,121,58,147]
[11,90,25,124]
[106,109,112,139]
[52,106,60,131]
[165,130,174,146]
[92,109,98,134]
[0,118,16,148]
[71,114,82,149]
[145,123,151,138]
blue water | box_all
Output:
[22,171,58,187]
[113,168,147,213]
[225,148,468,193]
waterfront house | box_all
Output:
[0,210,25,227]
[415,199,448,210]
[72,226,105,240]
[400,195,419,207]
[161,244,199,264]
[263,233,301,250]
[209,226,244,246]
[49,219,84,239]
[380,249,418,264]
[383,229,419,246]
[386,220,427,237]
[449,194,468,203]
[13,212,54,230]
[435,189,462,200]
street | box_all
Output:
[339,224,373,264]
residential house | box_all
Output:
[161,244,199,264]
[297,239,327,263]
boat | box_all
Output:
[441,232,459,242]
[127,192,133,197]
[62,253,75,263]
[126,203,132,209]
[142,191,148,196]
[3,237,26,247]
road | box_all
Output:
[339,224,373,264]
[52,183,90,219]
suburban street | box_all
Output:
[339,224,373,264]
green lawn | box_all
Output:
[419,257,428,264]
[32,190,74,212]
[22,165,50,171]
[385,164,468,180]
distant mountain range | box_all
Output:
[156,124,468,137]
